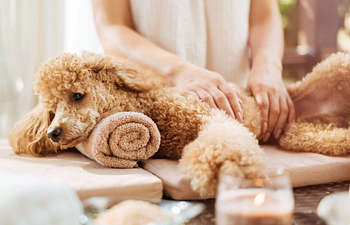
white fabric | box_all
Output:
[0,171,83,225]
[0,0,65,137]
[130,0,251,87]
[63,0,104,54]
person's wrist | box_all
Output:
[166,60,201,86]
[251,56,282,76]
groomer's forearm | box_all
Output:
[249,10,284,74]
[99,25,191,84]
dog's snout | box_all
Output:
[47,127,62,142]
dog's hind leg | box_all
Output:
[287,52,350,127]
[178,110,265,198]
[279,122,350,155]
[280,53,350,155]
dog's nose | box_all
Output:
[47,127,62,142]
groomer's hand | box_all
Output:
[172,65,243,122]
[247,65,295,142]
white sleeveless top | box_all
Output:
[129,0,251,88]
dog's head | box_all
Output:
[33,51,160,150]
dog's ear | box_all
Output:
[81,51,163,92]
[9,104,59,156]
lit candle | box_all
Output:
[216,189,294,225]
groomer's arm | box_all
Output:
[92,0,244,121]
[247,0,295,141]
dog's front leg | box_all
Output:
[178,110,265,198]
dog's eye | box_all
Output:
[73,93,84,102]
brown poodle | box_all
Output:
[8,52,350,197]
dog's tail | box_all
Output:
[8,104,59,156]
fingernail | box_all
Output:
[239,99,243,105]
[263,132,270,142]
[262,122,267,134]
[237,112,243,122]
[275,129,282,139]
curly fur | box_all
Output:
[279,123,350,155]
[179,110,264,196]
[9,51,350,197]
[9,104,59,156]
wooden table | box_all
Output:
[186,181,350,225]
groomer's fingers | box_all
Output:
[196,89,217,109]
[254,92,269,139]
[287,97,296,123]
[273,98,289,139]
[219,84,243,122]
[264,94,280,142]
[207,88,235,118]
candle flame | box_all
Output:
[254,192,266,206]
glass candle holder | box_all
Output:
[216,168,294,225]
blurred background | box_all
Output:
[0,0,348,137]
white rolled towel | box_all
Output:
[0,172,83,225]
